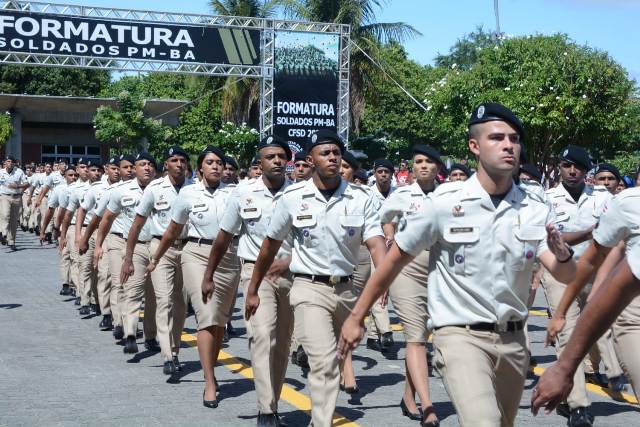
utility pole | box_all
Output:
[493,0,503,43]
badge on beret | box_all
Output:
[311,134,318,143]
[477,105,485,119]
[169,148,174,156]
[267,136,273,144]
[136,154,141,160]
[563,149,569,157]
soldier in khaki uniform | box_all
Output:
[97,153,157,347]
[379,145,443,424]
[123,147,191,374]
[245,130,387,427]
[205,137,293,425]
[339,103,578,427]
[0,156,29,250]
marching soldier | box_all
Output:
[448,163,472,182]
[245,130,387,427]
[293,150,312,182]
[0,155,29,250]
[594,163,622,195]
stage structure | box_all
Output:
[0,0,350,149]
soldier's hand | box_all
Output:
[201,276,215,303]
[531,362,574,415]
[59,238,67,253]
[244,290,260,320]
[120,258,134,284]
[265,257,290,281]
[78,239,88,255]
[337,315,365,360]
[93,246,103,269]
[144,262,156,278]
[546,224,571,261]
[545,315,566,347]
[379,290,389,308]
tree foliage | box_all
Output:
[434,26,495,71]
[0,65,109,96]
[0,112,12,146]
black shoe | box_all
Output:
[381,331,394,349]
[340,383,359,394]
[79,305,90,315]
[59,284,71,295]
[172,355,182,371]
[584,372,607,387]
[34,226,40,235]
[45,232,52,243]
[144,338,160,352]
[366,338,383,352]
[70,288,76,297]
[113,325,124,341]
[421,406,440,427]
[203,389,218,409]
[163,360,176,375]
[257,413,280,427]
[123,336,138,354]
[608,375,627,392]
[90,304,101,315]
[21,225,27,232]
[0,235,6,245]
[400,398,422,421]
[74,297,81,306]
[136,329,143,339]
[295,345,309,369]
[99,314,113,330]
[568,407,593,427]
[9,244,17,251]
[28,227,33,233]
[556,403,570,418]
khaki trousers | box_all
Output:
[40,197,52,233]
[66,227,81,294]
[242,261,293,415]
[122,241,157,340]
[433,326,528,427]
[289,276,358,427]
[181,240,240,330]
[105,234,126,327]
[352,244,391,339]
[58,231,72,287]
[94,235,112,314]
[21,192,30,227]
[613,295,640,400]
[149,239,186,362]
[78,229,97,306]
[0,193,22,245]
[542,269,622,407]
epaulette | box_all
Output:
[148,177,164,187]
[432,180,464,196]
[91,181,103,187]
[113,180,129,189]
[283,180,306,194]
[520,185,545,204]
[348,182,370,195]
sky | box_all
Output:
[51,0,640,82]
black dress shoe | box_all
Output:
[163,360,176,375]
[584,372,607,387]
[99,314,113,330]
[202,390,218,409]
[294,345,309,369]
[113,325,124,340]
[74,297,81,306]
[556,403,570,418]
[257,413,279,427]
[90,304,101,315]
[381,331,394,349]
[366,338,383,352]
[34,225,40,235]
[70,288,76,297]
[136,329,143,339]
[144,338,160,352]
[45,232,52,243]
[79,305,90,315]
[9,244,17,251]
[608,375,627,392]
[400,398,422,421]
[340,383,359,394]
[172,355,182,371]
[421,406,440,427]
[59,284,71,295]
[123,336,138,354]
[568,407,593,427]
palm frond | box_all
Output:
[358,22,421,44]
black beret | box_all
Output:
[223,156,238,170]
[342,151,360,169]
[258,135,292,160]
[594,163,622,182]
[373,158,394,172]
[308,129,345,153]
[469,102,525,141]
[64,166,76,174]
[76,157,88,166]
[197,145,226,168]
[85,159,98,167]
[56,158,67,163]
[294,150,308,162]
[251,154,260,166]
[107,156,119,166]
[164,145,189,161]
[354,169,369,182]
[449,163,471,177]
[558,145,592,170]
[135,152,158,169]
[520,163,542,182]
[4,155,15,161]
[118,154,136,166]
[412,144,443,165]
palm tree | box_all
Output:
[210,0,280,126]
[281,0,421,134]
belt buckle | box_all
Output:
[329,275,339,285]
[496,323,508,333]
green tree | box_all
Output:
[282,0,420,134]
[0,66,109,96]
[434,26,496,71]
[0,112,12,147]
[213,122,260,167]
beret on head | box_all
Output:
[342,151,360,169]
[258,135,292,160]
[354,169,369,182]
[118,154,136,166]
[520,163,542,182]
[294,150,308,162]
[223,155,238,170]
[558,145,592,171]
[135,152,158,169]
[469,102,525,141]
[373,158,394,173]
[449,163,471,177]
[594,162,622,182]
[76,157,87,166]
[107,156,119,166]
[412,144,443,166]
[197,145,226,168]
[164,145,189,161]
[308,129,345,153]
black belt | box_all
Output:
[294,273,352,285]
[188,237,214,245]
[438,321,524,332]
[153,235,188,245]
[111,232,124,238]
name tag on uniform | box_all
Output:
[443,226,479,243]
[244,207,258,213]
[192,203,208,213]
[121,196,135,207]
[154,200,170,210]
[293,213,316,228]
[449,227,474,234]
[297,214,313,221]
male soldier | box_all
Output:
[96,153,158,349]
[519,163,542,184]
[21,165,34,232]
[249,155,263,179]
[245,130,387,427]
[594,163,622,195]
[0,156,29,250]
[29,163,53,241]
[40,167,77,295]
[35,158,65,209]
[293,150,312,182]
[222,156,239,184]
[204,136,293,426]
[542,146,624,425]
[60,159,101,316]
[77,156,121,330]
[448,163,472,182]
[122,146,190,374]
[338,103,578,427]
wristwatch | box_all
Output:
[557,244,574,263]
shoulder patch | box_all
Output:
[283,181,307,194]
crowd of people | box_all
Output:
[275,45,338,77]
[1,102,639,427]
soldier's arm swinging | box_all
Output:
[121,214,146,284]
[244,237,284,320]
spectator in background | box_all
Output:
[448,163,472,182]
[395,160,412,186]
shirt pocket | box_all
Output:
[442,226,480,275]
[511,225,546,271]
[190,201,210,224]
[240,205,262,220]
[293,213,318,247]
[340,214,365,242]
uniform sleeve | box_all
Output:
[94,189,111,217]
[266,195,293,241]
[170,190,190,225]
[81,187,96,211]
[394,196,439,256]
[362,193,384,242]
[379,190,404,224]
[47,188,59,208]
[135,186,154,218]
[106,188,123,215]
[66,191,80,212]
[219,189,243,235]
[44,175,54,188]
[593,197,632,248]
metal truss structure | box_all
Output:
[0,1,351,142]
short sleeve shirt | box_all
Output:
[44,171,63,191]
[47,182,68,209]
[0,167,27,195]
[267,179,384,276]
[106,179,152,241]
[395,174,553,328]
[592,187,640,280]
[64,180,91,224]
[81,180,110,223]
[380,181,430,225]
[135,176,189,239]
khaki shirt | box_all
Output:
[106,179,152,242]
[395,174,552,328]
[220,177,293,261]
[267,178,384,276]
[135,175,189,239]
[593,187,640,280]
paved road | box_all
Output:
[0,231,638,426]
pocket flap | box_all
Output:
[514,225,546,241]
[340,215,364,228]
[443,226,479,243]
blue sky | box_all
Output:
[55,0,640,82]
